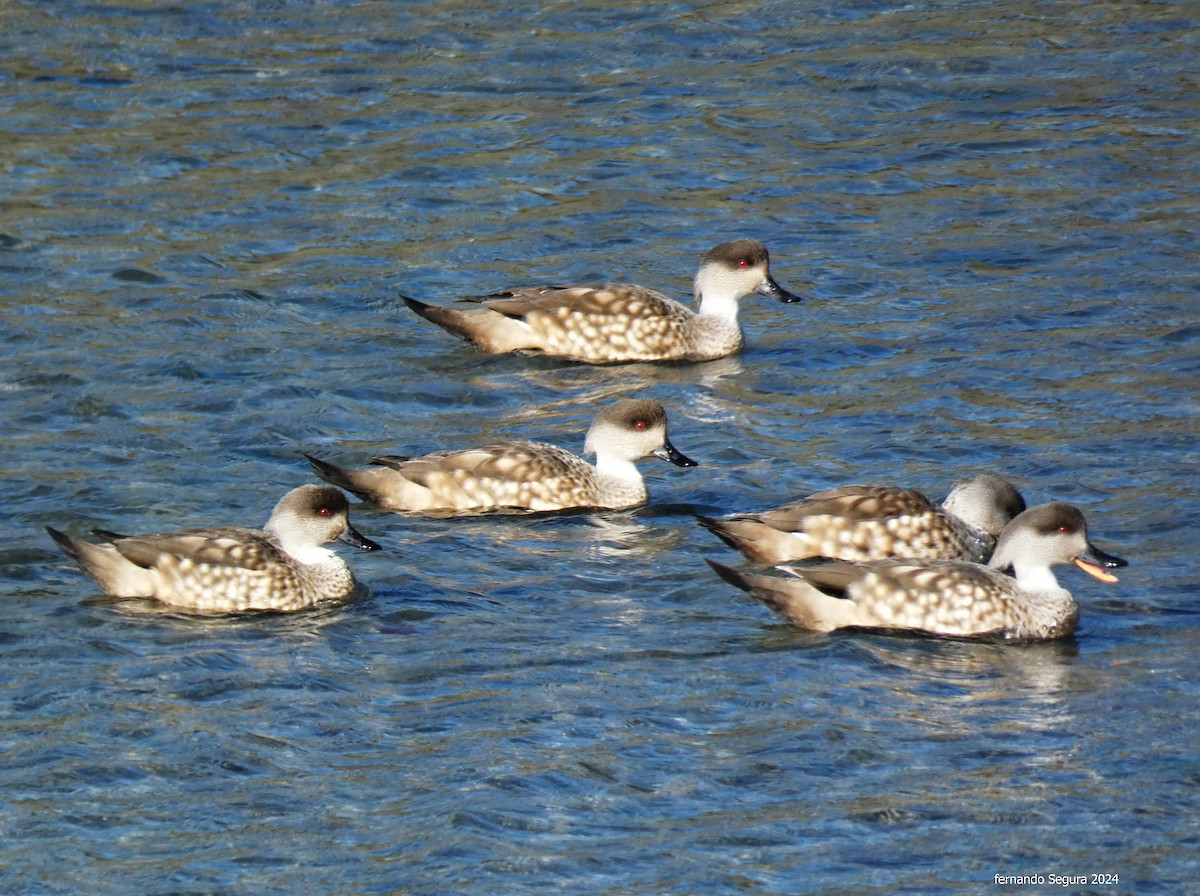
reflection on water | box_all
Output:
[2,0,1198,893]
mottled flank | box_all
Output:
[401,238,802,363]
[698,474,1026,564]
[708,502,1127,641]
[46,485,379,615]
[305,397,697,514]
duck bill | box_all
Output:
[755,274,803,304]
[1073,542,1127,583]
[653,438,698,468]
[339,524,382,552]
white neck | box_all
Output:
[1011,562,1061,593]
[593,454,644,486]
[693,273,742,323]
[267,526,338,567]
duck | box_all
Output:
[697,473,1026,564]
[400,238,802,363]
[304,397,697,514]
[706,502,1127,640]
[46,484,379,615]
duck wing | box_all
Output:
[109,527,286,572]
[754,485,939,530]
[472,283,685,320]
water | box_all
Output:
[2,0,1198,893]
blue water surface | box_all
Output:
[2,1,1198,893]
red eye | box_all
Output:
[319,507,332,517]
[738,258,750,268]
[634,419,648,430]
[1058,525,1069,534]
